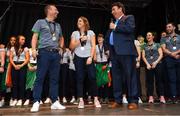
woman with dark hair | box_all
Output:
[59,46,70,103]
[68,50,77,104]
[6,36,16,51]
[23,47,37,106]
[9,35,29,106]
[142,32,166,103]
[0,36,16,107]
[70,16,101,108]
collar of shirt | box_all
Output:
[116,15,124,22]
[45,18,55,24]
[114,15,124,26]
[167,33,178,38]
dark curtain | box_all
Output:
[0,2,111,47]
[1,0,179,46]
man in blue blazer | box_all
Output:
[107,2,138,110]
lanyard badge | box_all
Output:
[172,36,177,50]
[169,36,177,50]
[79,31,87,51]
[45,19,57,41]
[148,43,154,59]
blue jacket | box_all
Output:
[105,15,137,56]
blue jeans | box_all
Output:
[165,56,180,97]
[74,55,98,97]
[33,49,60,103]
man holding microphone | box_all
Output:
[107,2,138,110]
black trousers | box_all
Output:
[84,75,93,98]
[25,89,32,100]
[69,69,76,97]
[0,73,6,98]
[11,63,27,100]
[74,55,98,97]
[136,67,142,97]
[165,57,180,97]
[145,63,164,96]
[161,57,170,98]
[98,84,109,99]
[60,63,69,97]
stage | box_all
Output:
[0,103,180,115]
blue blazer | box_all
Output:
[105,15,137,56]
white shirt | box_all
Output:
[11,47,29,62]
[114,15,124,27]
[134,40,140,47]
[60,50,70,64]
[96,45,108,63]
[69,52,75,71]
[0,48,5,63]
[71,30,95,58]
[29,48,37,64]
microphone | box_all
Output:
[79,31,87,47]
[110,18,114,30]
[110,18,114,23]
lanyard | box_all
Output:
[147,43,154,57]
[45,19,56,36]
[98,44,104,61]
[71,52,74,59]
[16,48,24,62]
[169,36,177,47]
[79,31,87,47]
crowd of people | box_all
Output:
[0,2,180,113]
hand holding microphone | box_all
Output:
[80,35,87,42]
[109,18,116,30]
[80,34,87,47]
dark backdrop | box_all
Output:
[0,0,179,46]
[0,2,111,47]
